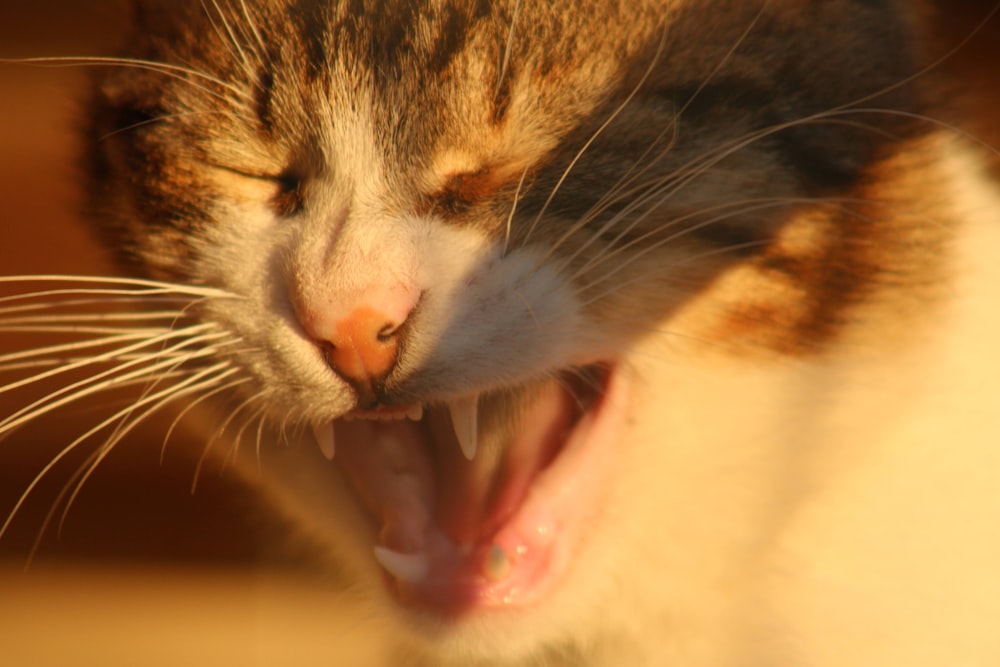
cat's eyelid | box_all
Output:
[202,160,286,183]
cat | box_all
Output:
[3,0,1000,665]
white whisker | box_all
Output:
[203,0,257,86]
[237,0,270,62]
[99,109,234,142]
[0,296,196,317]
[0,311,191,326]
[54,373,251,539]
[189,379,258,493]
[159,369,257,465]
[578,240,771,311]
[0,56,252,105]
[0,361,237,544]
[502,165,530,258]
[568,197,818,284]
[0,331,166,368]
[523,21,670,249]
[29,367,244,557]
[0,325,174,335]
[0,274,239,297]
[495,0,522,101]
[0,328,231,435]
[231,400,270,469]
[573,196,876,296]
[0,323,219,398]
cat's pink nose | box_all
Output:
[297,287,420,407]
[324,307,404,386]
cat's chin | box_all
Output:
[321,363,630,616]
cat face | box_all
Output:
[81,0,939,658]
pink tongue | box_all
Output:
[334,382,575,562]
[334,419,436,552]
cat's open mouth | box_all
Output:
[314,363,629,614]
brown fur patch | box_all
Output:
[702,137,951,357]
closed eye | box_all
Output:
[205,161,306,217]
[270,168,306,217]
[428,163,530,217]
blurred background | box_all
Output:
[0,0,997,664]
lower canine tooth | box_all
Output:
[483,544,512,582]
[374,546,430,584]
[449,395,479,460]
[312,423,336,460]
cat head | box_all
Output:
[82,0,937,659]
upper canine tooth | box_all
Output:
[406,404,424,421]
[312,423,336,460]
[449,395,479,461]
[373,546,430,584]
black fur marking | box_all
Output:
[254,62,276,135]
[290,0,331,81]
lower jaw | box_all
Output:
[341,364,631,616]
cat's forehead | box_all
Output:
[242,0,661,181]
[112,0,919,203]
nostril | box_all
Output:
[311,301,419,398]
[317,339,336,364]
[377,322,399,342]
[292,284,422,406]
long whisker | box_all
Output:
[579,239,772,311]
[0,328,228,435]
[531,4,764,266]
[99,108,234,141]
[0,311,193,326]
[502,165,530,258]
[237,0,270,62]
[0,273,240,294]
[215,393,271,473]
[0,56,251,105]
[54,373,251,541]
[569,196,846,284]
[495,0,522,101]
[0,361,236,545]
[576,197,918,307]
[159,369,252,464]
[582,199,865,291]
[190,380,259,493]
[0,295,199,317]
[522,20,670,248]
[203,0,257,86]
[560,112,892,270]
[231,400,270,469]
[0,330,169,368]
[537,2,1000,273]
[674,2,768,121]
[0,323,217,398]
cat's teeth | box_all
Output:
[449,395,479,460]
[373,546,430,584]
[483,544,512,582]
[406,404,424,421]
[313,423,336,460]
